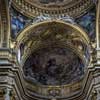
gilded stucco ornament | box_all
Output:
[33,15,75,24]
[12,0,94,18]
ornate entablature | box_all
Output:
[12,0,94,18]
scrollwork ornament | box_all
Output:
[33,15,75,24]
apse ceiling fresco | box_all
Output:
[76,7,96,41]
[10,8,32,39]
[24,47,84,85]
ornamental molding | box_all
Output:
[12,0,94,18]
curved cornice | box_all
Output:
[12,0,94,18]
[16,20,90,44]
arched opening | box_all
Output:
[15,20,91,99]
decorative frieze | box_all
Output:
[12,0,94,18]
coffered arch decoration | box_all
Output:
[13,20,92,99]
[12,0,94,18]
[16,20,90,63]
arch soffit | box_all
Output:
[16,20,90,46]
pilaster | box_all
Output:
[0,0,10,48]
[96,0,100,64]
